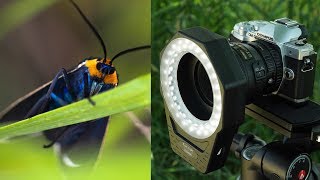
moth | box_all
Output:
[0,0,150,168]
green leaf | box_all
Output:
[0,73,150,139]
[0,0,57,39]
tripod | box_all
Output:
[233,96,320,179]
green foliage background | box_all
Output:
[152,0,320,179]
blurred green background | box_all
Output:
[0,0,150,179]
[152,0,320,179]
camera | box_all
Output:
[160,18,318,173]
[230,17,316,103]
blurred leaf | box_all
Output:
[0,74,150,139]
[0,0,57,39]
[92,112,150,180]
[0,137,62,180]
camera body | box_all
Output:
[231,18,317,103]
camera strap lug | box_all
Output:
[301,58,314,72]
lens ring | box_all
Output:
[246,41,283,93]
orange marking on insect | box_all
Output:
[105,59,112,65]
[85,58,118,85]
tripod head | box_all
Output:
[231,133,320,180]
[234,95,320,180]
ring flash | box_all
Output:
[160,27,247,173]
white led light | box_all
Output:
[213,84,220,91]
[188,126,195,132]
[171,44,177,50]
[181,121,188,126]
[204,62,211,69]
[173,96,177,101]
[213,113,220,119]
[211,73,217,80]
[200,54,207,60]
[182,44,188,49]
[167,50,174,56]
[160,37,222,139]
[203,130,209,136]
[195,47,201,53]
[196,130,202,136]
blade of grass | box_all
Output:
[0,0,57,39]
[0,73,150,139]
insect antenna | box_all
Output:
[69,0,107,61]
[111,45,151,64]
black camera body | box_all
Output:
[279,53,317,102]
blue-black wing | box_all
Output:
[44,117,109,168]
[0,82,51,122]
[0,64,81,121]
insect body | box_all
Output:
[0,0,150,167]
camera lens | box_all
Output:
[230,40,283,101]
[195,61,213,107]
[177,53,213,120]
[175,40,282,120]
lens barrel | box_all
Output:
[177,40,283,114]
[230,40,283,102]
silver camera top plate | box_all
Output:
[231,18,315,61]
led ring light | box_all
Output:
[160,27,247,173]
[160,38,222,139]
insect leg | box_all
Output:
[61,68,77,102]
[43,127,70,148]
[24,68,73,118]
[84,72,96,106]
[43,123,82,148]
[24,95,49,118]
[50,93,68,106]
